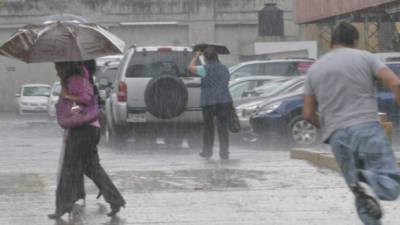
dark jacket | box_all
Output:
[201,60,232,106]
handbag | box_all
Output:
[228,103,241,133]
[55,77,99,129]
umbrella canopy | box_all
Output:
[36,14,89,24]
[193,43,230,55]
[0,21,125,63]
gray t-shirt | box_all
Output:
[304,48,387,142]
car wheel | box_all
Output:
[144,74,188,119]
[288,115,318,147]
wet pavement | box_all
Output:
[0,113,399,225]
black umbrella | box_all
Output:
[193,43,230,55]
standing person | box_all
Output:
[188,47,232,159]
[303,22,400,225]
[48,61,126,219]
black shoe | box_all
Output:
[107,204,125,217]
[352,184,382,220]
[48,211,70,220]
[199,152,211,159]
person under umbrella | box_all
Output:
[188,47,233,159]
[48,61,125,219]
[0,15,127,219]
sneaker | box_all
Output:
[352,184,383,220]
[199,152,211,159]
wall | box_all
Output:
[295,0,396,24]
[0,0,299,112]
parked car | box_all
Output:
[95,60,121,101]
[249,89,313,147]
[377,61,400,134]
[232,76,305,107]
[229,58,314,80]
[229,76,290,104]
[47,82,61,117]
[16,84,51,115]
[95,54,123,70]
[235,77,306,130]
[105,46,202,147]
[374,52,400,62]
[94,60,121,136]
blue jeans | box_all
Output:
[329,122,400,225]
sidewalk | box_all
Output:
[1,148,400,225]
[0,112,399,225]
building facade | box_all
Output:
[0,0,299,112]
[295,0,400,55]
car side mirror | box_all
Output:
[15,93,20,98]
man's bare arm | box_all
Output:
[303,95,320,128]
[377,67,400,106]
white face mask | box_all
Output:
[199,55,206,65]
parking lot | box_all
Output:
[0,113,399,225]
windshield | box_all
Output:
[126,51,193,78]
[22,86,50,97]
[257,78,304,97]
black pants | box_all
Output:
[55,125,125,215]
[201,103,231,158]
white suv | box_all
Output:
[105,46,202,147]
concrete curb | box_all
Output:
[290,148,400,172]
[290,148,340,171]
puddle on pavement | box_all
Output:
[0,169,269,195]
[108,169,267,193]
[0,174,46,193]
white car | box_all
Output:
[48,82,61,117]
[229,58,314,80]
[16,84,51,115]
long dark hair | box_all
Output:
[83,59,99,97]
[82,60,102,108]
[56,62,83,87]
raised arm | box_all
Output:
[188,51,202,75]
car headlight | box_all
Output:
[236,101,263,118]
[257,102,282,115]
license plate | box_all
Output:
[128,113,147,122]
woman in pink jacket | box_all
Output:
[48,61,125,219]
